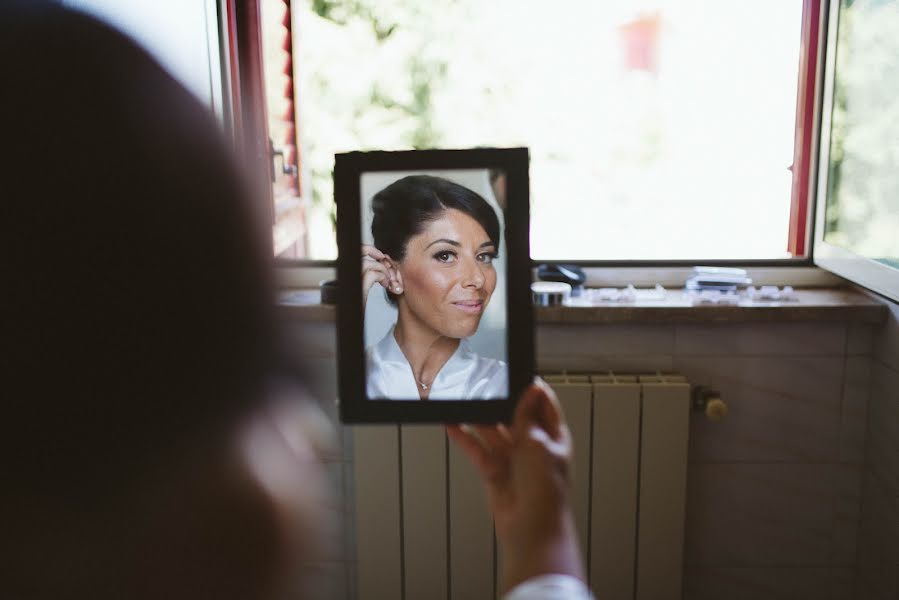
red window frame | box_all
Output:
[224,0,304,258]
[223,0,274,229]
[788,0,823,257]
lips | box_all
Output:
[451,299,484,314]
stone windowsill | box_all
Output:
[277,287,887,325]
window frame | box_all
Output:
[223,0,275,231]
[810,0,899,302]
[223,0,308,255]
[228,0,826,274]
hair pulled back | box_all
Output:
[371,174,500,261]
[370,175,500,304]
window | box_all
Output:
[812,0,899,302]
[240,0,819,262]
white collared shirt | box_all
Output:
[504,575,593,600]
[366,326,508,400]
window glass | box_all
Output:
[294,0,804,260]
[824,0,899,269]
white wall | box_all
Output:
[62,0,223,115]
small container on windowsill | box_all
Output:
[320,279,339,305]
[531,281,571,306]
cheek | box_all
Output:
[403,264,455,301]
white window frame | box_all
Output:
[811,0,899,302]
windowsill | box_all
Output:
[277,286,887,325]
[275,264,845,290]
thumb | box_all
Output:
[513,379,564,443]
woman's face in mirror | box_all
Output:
[397,209,497,339]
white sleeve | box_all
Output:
[503,574,593,600]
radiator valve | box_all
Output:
[692,385,728,421]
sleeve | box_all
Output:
[503,574,593,600]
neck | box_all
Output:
[394,305,460,386]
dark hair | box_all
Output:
[1,2,274,507]
[371,175,500,302]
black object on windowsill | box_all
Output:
[320,279,339,305]
[536,264,586,296]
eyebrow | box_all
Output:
[425,238,496,250]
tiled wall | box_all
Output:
[288,316,891,600]
[855,298,899,600]
[539,321,863,600]
[286,322,356,600]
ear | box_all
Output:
[385,257,404,295]
[394,269,405,295]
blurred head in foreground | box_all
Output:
[0,2,330,598]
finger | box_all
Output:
[511,383,542,440]
[381,272,400,293]
[447,425,498,480]
[472,425,512,455]
[532,377,565,441]
[382,257,400,284]
[512,379,565,443]
[362,261,390,281]
[362,269,388,289]
[528,421,573,463]
[362,258,386,272]
[362,245,387,261]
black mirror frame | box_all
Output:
[335,147,533,424]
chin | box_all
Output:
[441,318,481,339]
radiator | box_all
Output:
[352,373,691,600]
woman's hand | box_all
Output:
[361,245,397,308]
[446,380,585,594]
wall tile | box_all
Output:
[300,561,349,600]
[676,356,843,462]
[847,323,874,356]
[840,356,871,464]
[872,301,899,372]
[866,363,899,495]
[537,324,675,357]
[340,425,356,462]
[675,323,846,356]
[346,561,357,600]
[684,567,854,600]
[830,466,864,566]
[293,356,339,409]
[316,461,348,562]
[286,322,338,358]
[286,363,345,462]
[342,460,356,562]
[854,470,898,600]
[685,464,861,567]
[537,353,674,375]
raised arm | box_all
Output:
[361,244,398,308]
[447,380,589,598]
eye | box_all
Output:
[477,251,498,264]
[433,250,457,263]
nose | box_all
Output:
[461,256,485,289]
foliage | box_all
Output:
[298,0,451,219]
[825,0,899,260]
